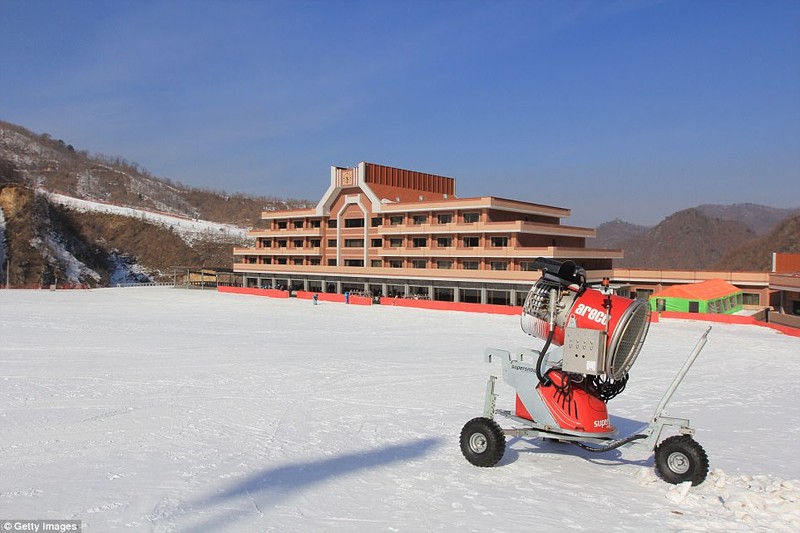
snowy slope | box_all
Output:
[44,191,250,245]
[1,288,798,532]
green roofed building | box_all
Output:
[650,278,744,315]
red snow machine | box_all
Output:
[460,258,711,485]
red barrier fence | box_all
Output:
[657,311,800,338]
[217,286,289,298]
[379,297,523,316]
[215,286,799,335]
[295,291,372,305]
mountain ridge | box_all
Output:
[2,119,798,287]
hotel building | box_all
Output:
[232,162,623,305]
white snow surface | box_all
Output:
[0,204,7,276]
[44,191,250,246]
[1,288,799,532]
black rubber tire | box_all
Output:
[460,417,506,467]
[654,435,709,486]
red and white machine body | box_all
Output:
[463,258,711,486]
[492,260,650,436]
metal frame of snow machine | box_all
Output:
[460,326,712,486]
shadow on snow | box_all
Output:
[497,414,655,468]
[183,436,443,532]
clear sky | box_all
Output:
[1,0,798,226]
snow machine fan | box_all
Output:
[520,259,651,381]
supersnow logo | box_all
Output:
[593,418,611,428]
[573,304,609,326]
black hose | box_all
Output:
[536,327,556,385]
[570,433,647,453]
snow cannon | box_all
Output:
[460,257,711,487]
[520,259,650,380]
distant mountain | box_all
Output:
[713,214,800,271]
[695,203,800,236]
[593,203,800,271]
[589,219,650,249]
[0,120,312,225]
[0,119,314,287]
[612,208,757,270]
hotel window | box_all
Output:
[437,260,453,269]
[490,261,508,270]
[389,259,403,268]
[437,213,452,224]
[463,260,480,270]
[310,220,321,228]
[520,261,537,271]
[389,215,403,225]
[260,239,272,248]
[437,237,452,248]
[412,237,428,248]
[293,239,303,248]
[327,259,337,266]
[463,236,479,247]
[491,236,508,247]
[371,238,383,247]
[278,240,287,248]
[345,218,365,228]
[277,221,288,229]
[344,259,364,267]
[371,259,383,267]
[743,293,760,305]
[412,214,428,225]
[344,239,364,248]
[463,212,479,223]
[310,239,321,248]
[293,258,304,265]
[328,220,337,228]
[371,217,382,227]
[327,239,337,247]
[293,220,304,229]
[412,259,427,269]
[309,258,321,266]
[277,257,287,264]
[389,238,403,247]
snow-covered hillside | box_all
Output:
[1,288,798,532]
[45,191,250,246]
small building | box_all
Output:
[650,278,744,314]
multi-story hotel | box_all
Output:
[232,162,623,305]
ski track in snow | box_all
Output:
[0,287,798,532]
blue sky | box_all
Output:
[1,0,798,226]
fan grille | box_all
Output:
[606,299,651,379]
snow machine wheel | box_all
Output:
[460,417,505,467]
[654,435,709,486]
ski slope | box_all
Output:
[45,191,250,245]
[1,288,798,532]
